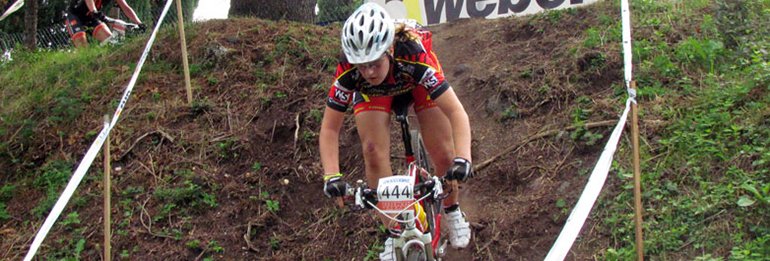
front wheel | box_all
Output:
[405,245,427,261]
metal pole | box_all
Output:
[102,115,111,261]
[175,0,193,105]
[631,81,644,260]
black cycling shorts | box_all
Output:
[65,10,106,40]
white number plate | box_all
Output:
[376,175,415,214]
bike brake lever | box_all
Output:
[436,187,453,201]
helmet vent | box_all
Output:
[340,3,395,64]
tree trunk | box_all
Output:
[23,0,38,50]
[317,0,358,24]
[229,0,316,23]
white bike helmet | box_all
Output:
[341,3,395,64]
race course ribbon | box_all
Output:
[23,0,175,260]
[543,0,635,259]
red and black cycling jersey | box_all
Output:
[326,29,450,112]
[69,0,106,14]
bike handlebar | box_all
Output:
[103,17,139,29]
[342,176,449,212]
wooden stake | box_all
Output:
[175,0,193,105]
[103,115,111,261]
[630,81,644,260]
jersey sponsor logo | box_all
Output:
[334,89,351,103]
[421,70,439,88]
[424,75,439,88]
[333,81,352,92]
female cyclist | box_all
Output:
[65,0,146,48]
[319,3,474,260]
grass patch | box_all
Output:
[590,0,770,259]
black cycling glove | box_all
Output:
[137,23,147,33]
[446,157,473,182]
[323,173,350,198]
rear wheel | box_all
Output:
[409,130,432,173]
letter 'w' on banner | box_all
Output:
[0,0,24,22]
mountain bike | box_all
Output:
[344,95,452,261]
[102,17,141,45]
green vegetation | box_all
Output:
[154,179,218,211]
[592,0,770,259]
[30,160,73,217]
[0,0,766,259]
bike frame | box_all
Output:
[390,164,447,261]
[390,96,447,260]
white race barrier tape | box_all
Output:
[544,98,633,261]
[621,0,635,99]
[23,0,174,260]
[0,0,24,22]
[544,0,635,260]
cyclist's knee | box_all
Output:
[362,141,388,163]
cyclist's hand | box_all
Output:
[323,173,349,198]
[446,157,473,182]
[137,23,147,33]
[89,10,108,22]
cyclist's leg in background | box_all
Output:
[412,87,460,206]
[353,93,395,226]
[92,23,113,43]
[65,11,88,48]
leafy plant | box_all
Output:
[266,200,280,212]
[269,237,280,250]
[31,160,72,217]
[500,105,518,121]
[209,240,224,253]
[61,212,81,230]
[154,180,218,211]
[186,239,201,248]
[0,203,10,220]
[207,76,219,86]
[307,109,323,122]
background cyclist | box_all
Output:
[65,0,146,48]
[319,3,474,260]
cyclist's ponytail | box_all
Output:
[394,23,420,43]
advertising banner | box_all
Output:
[369,0,600,25]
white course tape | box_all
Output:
[621,0,634,92]
[23,0,175,260]
[0,0,24,22]
[544,0,635,259]
[544,98,633,261]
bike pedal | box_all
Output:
[437,240,448,257]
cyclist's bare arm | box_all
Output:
[85,0,98,13]
[115,0,143,25]
[320,106,345,176]
[434,87,472,162]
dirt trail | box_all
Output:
[1,2,627,260]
